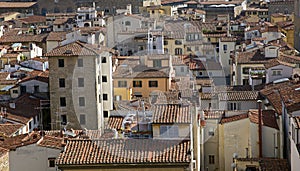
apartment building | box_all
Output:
[46,41,113,130]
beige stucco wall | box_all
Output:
[46,41,61,53]
[152,124,190,139]
[219,119,251,171]
[113,77,169,98]
[9,144,60,171]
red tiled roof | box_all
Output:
[45,41,102,57]
[47,32,67,41]
[0,124,23,137]
[218,91,259,101]
[237,50,268,64]
[37,135,64,149]
[0,33,48,43]
[259,158,289,171]
[0,2,37,8]
[152,104,191,124]
[0,132,41,150]
[204,110,224,119]
[105,116,124,130]
[17,15,46,24]
[264,58,295,69]
[53,18,69,25]
[56,139,191,165]
[220,110,279,129]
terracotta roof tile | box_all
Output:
[264,58,296,69]
[204,110,224,119]
[152,104,191,124]
[37,135,64,149]
[0,33,48,43]
[56,139,191,165]
[17,15,46,24]
[46,32,67,41]
[0,124,23,137]
[259,158,289,171]
[0,2,36,8]
[53,18,69,25]
[218,91,259,101]
[0,132,41,150]
[237,50,268,64]
[45,41,103,57]
[105,116,124,130]
[220,110,279,130]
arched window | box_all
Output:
[125,21,131,26]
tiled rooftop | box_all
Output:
[56,139,191,165]
[46,31,67,41]
[37,135,64,149]
[105,116,124,130]
[220,109,279,130]
[152,104,191,124]
[0,2,36,8]
[0,124,23,136]
[45,41,102,57]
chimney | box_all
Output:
[257,100,263,158]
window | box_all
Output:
[102,76,107,82]
[187,47,192,52]
[61,115,67,125]
[101,57,107,63]
[77,58,83,67]
[175,40,182,45]
[242,67,250,74]
[223,44,227,51]
[149,81,158,87]
[48,158,56,167]
[58,59,64,67]
[12,90,18,94]
[103,111,109,118]
[243,79,249,85]
[34,85,39,93]
[79,97,85,106]
[153,59,162,68]
[125,21,131,26]
[133,80,142,87]
[159,125,179,138]
[272,69,282,76]
[175,48,182,55]
[80,114,86,125]
[60,97,66,107]
[118,81,127,87]
[59,78,65,88]
[78,78,84,87]
[181,67,184,72]
[29,121,32,130]
[103,94,108,101]
[208,155,215,164]
[228,102,240,110]
[164,41,168,45]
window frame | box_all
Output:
[58,59,64,67]
[133,80,142,87]
[149,80,158,87]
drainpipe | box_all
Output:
[257,100,262,158]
